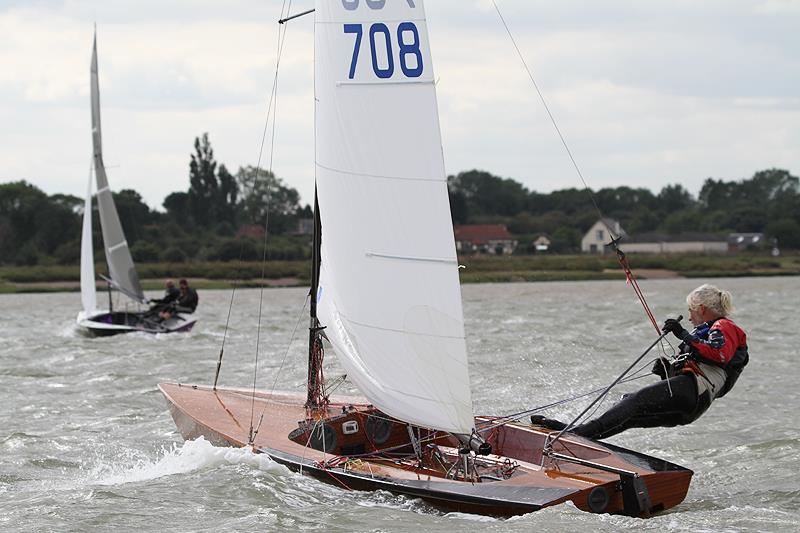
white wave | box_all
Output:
[59,323,83,338]
[442,511,498,522]
[91,437,285,486]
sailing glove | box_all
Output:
[662,318,691,342]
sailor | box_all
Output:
[176,278,199,313]
[151,279,180,306]
[158,279,199,320]
[532,284,749,439]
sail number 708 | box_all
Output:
[344,22,423,79]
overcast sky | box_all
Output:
[1,0,798,210]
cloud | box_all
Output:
[0,0,798,210]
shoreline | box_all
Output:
[2,268,798,295]
[2,254,798,295]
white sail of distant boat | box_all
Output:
[77,31,197,336]
[80,170,97,315]
[90,33,145,303]
[313,2,473,435]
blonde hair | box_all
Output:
[686,284,733,317]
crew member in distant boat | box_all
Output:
[177,279,199,312]
[158,279,199,320]
[151,279,180,306]
[532,284,749,439]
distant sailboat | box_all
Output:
[160,2,690,516]
[77,32,197,336]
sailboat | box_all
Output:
[160,2,691,516]
[76,32,197,337]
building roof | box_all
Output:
[586,218,627,238]
[454,224,513,244]
[624,232,727,244]
[728,233,764,245]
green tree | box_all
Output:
[448,170,529,218]
[0,181,80,265]
[163,191,190,224]
[113,189,155,246]
[766,219,800,249]
[657,184,694,213]
[187,133,239,228]
[236,166,301,235]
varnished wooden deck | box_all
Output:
[159,382,692,517]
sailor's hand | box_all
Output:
[651,357,671,379]
[662,317,689,341]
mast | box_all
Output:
[92,30,113,310]
[306,188,325,409]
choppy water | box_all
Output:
[1,277,798,532]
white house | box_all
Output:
[581,218,626,254]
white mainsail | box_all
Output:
[314,0,474,435]
[80,171,97,314]
[90,33,145,303]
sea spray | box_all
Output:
[90,437,286,487]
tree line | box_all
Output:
[448,168,800,252]
[0,134,310,266]
[1,133,797,266]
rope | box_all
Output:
[614,247,660,333]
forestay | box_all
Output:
[90,35,145,303]
[314,0,474,435]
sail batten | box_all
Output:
[364,251,457,264]
[315,162,443,182]
[314,0,474,435]
[90,33,145,303]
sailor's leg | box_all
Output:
[572,374,699,440]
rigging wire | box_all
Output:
[490,0,606,229]
[475,361,655,434]
[214,0,293,391]
[491,0,663,334]
[248,0,294,444]
[545,328,675,448]
[251,293,310,440]
[490,1,679,424]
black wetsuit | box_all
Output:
[177,288,199,313]
[568,373,705,440]
[534,319,747,440]
[151,286,180,305]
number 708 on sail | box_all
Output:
[344,22,424,79]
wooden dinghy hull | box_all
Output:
[159,382,692,517]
